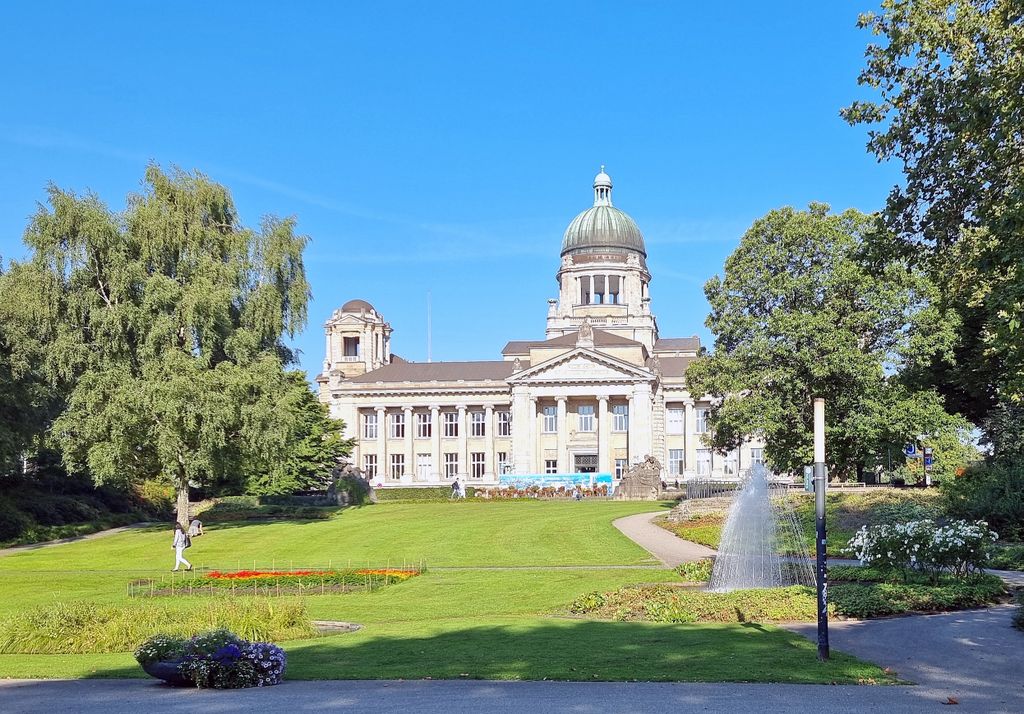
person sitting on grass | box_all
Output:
[172,522,193,572]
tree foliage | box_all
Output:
[8,166,317,524]
[843,0,1024,415]
[245,371,354,496]
[686,203,970,479]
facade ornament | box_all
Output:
[512,357,522,372]
[577,318,594,345]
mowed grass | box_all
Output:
[0,500,894,683]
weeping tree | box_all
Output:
[9,165,311,525]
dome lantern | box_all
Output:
[593,165,612,206]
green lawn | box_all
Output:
[0,499,894,683]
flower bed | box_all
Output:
[129,567,422,597]
[200,568,420,586]
[135,629,286,688]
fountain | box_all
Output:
[707,464,816,592]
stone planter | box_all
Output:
[141,659,191,686]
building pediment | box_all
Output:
[508,348,653,385]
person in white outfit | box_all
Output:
[172,523,192,571]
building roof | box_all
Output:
[349,360,521,383]
[653,337,701,353]
[341,299,376,313]
[655,356,695,378]
[561,169,646,257]
[501,329,643,355]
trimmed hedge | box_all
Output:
[375,486,478,501]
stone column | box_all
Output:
[556,397,568,474]
[375,407,386,480]
[457,404,468,480]
[530,397,540,473]
[631,383,653,466]
[511,387,531,475]
[598,396,610,474]
[684,399,696,477]
[430,405,441,482]
[403,407,414,482]
[484,404,495,480]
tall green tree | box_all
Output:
[686,203,969,479]
[245,371,354,496]
[10,166,311,525]
[843,0,1024,417]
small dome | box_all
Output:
[341,299,375,313]
[593,167,612,188]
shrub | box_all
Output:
[942,461,1024,541]
[830,576,1005,618]
[375,487,478,501]
[0,498,32,541]
[674,558,714,582]
[1014,591,1024,632]
[988,543,1024,571]
[0,598,315,654]
[845,519,997,582]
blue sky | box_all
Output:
[0,1,899,379]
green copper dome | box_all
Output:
[560,168,646,257]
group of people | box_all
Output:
[171,517,204,571]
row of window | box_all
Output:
[540,404,629,433]
[364,405,715,440]
[664,447,765,476]
[363,411,512,440]
[367,447,766,480]
[364,452,510,480]
[665,407,710,434]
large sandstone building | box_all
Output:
[317,169,765,488]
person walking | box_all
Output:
[172,522,193,572]
[451,478,461,500]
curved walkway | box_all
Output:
[613,512,715,567]
[0,523,157,558]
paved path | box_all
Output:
[0,523,157,558]
[785,605,1024,712]
[612,512,715,567]
[0,678,1002,714]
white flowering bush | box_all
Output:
[846,519,997,582]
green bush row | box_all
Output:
[198,502,337,521]
[942,461,1024,541]
[0,598,315,655]
[829,575,1005,618]
[568,574,1005,623]
[374,486,478,501]
[569,585,820,623]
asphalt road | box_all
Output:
[0,678,1005,714]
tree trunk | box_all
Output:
[176,473,190,528]
[856,462,865,484]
